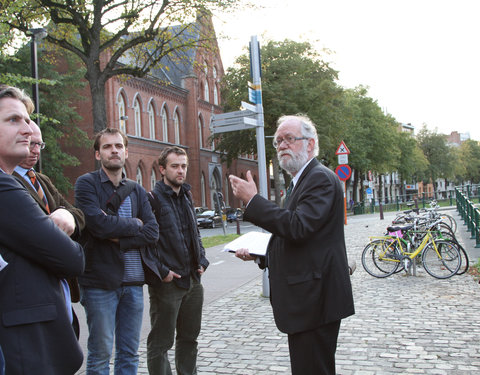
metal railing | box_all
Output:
[456,187,480,248]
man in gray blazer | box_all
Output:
[230,114,355,375]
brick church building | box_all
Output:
[63,12,258,210]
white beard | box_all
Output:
[278,145,309,176]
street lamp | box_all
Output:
[29,27,47,171]
[29,28,47,121]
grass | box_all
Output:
[202,233,240,249]
[469,258,480,282]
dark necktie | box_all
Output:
[27,169,50,213]
[285,181,294,202]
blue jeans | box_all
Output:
[80,286,144,375]
[147,278,203,375]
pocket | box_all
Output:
[286,271,322,285]
[2,304,57,327]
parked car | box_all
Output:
[196,210,223,228]
[195,207,207,216]
[226,208,244,222]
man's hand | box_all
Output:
[49,208,76,237]
[162,270,181,283]
[235,248,257,262]
[197,266,205,276]
[229,170,257,205]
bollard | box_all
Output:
[262,268,270,298]
[379,202,384,220]
[236,218,241,235]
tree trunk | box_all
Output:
[85,62,108,134]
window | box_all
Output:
[134,98,141,137]
[174,111,180,145]
[118,95,127,134]
[213,84,218,105]
[151,168,157,191]
[198,117,203,148]
[148,101,155,139]
[200,173,206,208]
[204,80,209,102]
[213,66,217,79]
[136,167,143,186]
[161,105,168,142]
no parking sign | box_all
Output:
[335,164,351,181]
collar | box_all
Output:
[99,168,127,186]
[291,157,315,188]
[158,180,191,197]
[14,165,31,178]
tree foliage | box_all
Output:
[0,45,90,192]
[218,39,343,161]
[416,126,454,189]
[1,0,242,133]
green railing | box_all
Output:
[456,187,480,248]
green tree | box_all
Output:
[1,0,241,134]
[394,130,428,198]
[341,86,400,202]
[0,45,90,192]
[416,126,454,193]
[458,139,480,184]
[218,39,344,203]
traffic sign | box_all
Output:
[335,141,350,155]
[337,154,348,165]
[335,164,351,181]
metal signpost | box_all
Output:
[335,141,351,224]
[211,35,270,297]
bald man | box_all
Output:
[13,121,85,337]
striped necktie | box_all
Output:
[27,169,50,213]
[285,181,294,202]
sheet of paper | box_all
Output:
[223,231,272,257]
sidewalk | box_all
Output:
[123,210,480,374]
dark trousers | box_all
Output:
[288,320,341,375]
[147,278,204,375]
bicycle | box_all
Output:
[362,223,462,279]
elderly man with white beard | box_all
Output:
[229,114,355,375]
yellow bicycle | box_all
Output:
[361,226,461,279]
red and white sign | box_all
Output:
[335,141,350,155]
[335,164,352,181]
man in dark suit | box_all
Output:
[13,121,85,337]
[0,85,84,374]
[229,114,355,375]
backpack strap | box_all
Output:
[106,179,137,214]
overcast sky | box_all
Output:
[213,0,480,141]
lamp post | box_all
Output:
[29,27,47,171]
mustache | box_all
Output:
[278,150,294,158]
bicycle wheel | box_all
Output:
[455,242,469,275]
[440,213,457,233]
[422,240,461,279]
[362,240,400,278]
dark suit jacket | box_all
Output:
[244,158,355,334]
[13,170,85,238]
[0,173,85,374]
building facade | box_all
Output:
[63,14,257,210]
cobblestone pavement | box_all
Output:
[134,210,480,374]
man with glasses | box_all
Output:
[0,85,84,374]
[13,121,85,337]
[229,114,354,375]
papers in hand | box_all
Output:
[223,231,271,257]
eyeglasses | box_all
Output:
[272,135,308,149]
[30,141,46,150]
